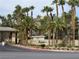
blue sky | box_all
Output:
[0,0,79,18]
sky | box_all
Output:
[0,0,79,18]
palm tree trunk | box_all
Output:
[30,11,33,36]
[47,12,49,16]
[62,5,67,47]
[62,5,65,20]
[62,5,64,14]
[25,28,28,45]
[56,29,58,47]
[30,11,33,45]
[55,0,59,47]
[56,0,59,17]
[50,12,53,20]
[31,11,33,19]
[71,6,76,47]
[52,30,56,47]
[48,30,51,47]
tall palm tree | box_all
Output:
[7,14,14,27]
[13,5,24,44]
[22,7,30,16]
[0,16,6,26]
[48,7,53,46]
[49,7,53,20]
[22,7,35,45]
[53,0,59,47]
[29,6,34,19]
[53,0,59,17]
[59,0,66,23]
[53,16,66,47]
[13,5,32,45]
[20,16,34,45]
[0,14,14,27]
[42,6,50,16]
[13,5,23,25]
[29,6,35,37]
[67,0,79,46]
[42,6,53,46]
[59,0,69,46]
[59,0,65,15]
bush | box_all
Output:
[40,44,45,48]
[58,43,66,47]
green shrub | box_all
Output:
[58,43,66,47]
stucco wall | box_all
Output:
[29,39,79,46]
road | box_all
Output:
[0,44,79,59]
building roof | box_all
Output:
[0,27,17,32]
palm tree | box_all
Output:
[29,6,34,19]
[19,16,35,45]
[22,7,30,16]
[49,7,53,20]
[0,16,6,26]
[39,16,48,35]
[29,6,35,37]
[59,0,66,24]
[42,6,50,16]
[42,6,53,46]
[59,0,69,47]
[42,6,53,18]
[59,0,65,15]
[67,0,79,46]
[13,5,25,44]
[0,14,14,27]
[52,0,59,47]
[53,16,66,47]
[53,0,59,17]
[39,16,53,46]
[13,5,24,25]
[13,5,33,45]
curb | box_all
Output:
[12,44,79,52]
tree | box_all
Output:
[42,6,53,46]
[49,7,53,20]
[29,6,35,37]
[29,6,34,19]
[13,5,24,25]
[0,16,6,26]
[59,0,65,14]
[53,16,67,47]
[67,0,79,46]
[19,16,34,45]
[59,0,66,25]
[7,14,14,27]
[52,0,60,47]
[22,7,30,16]
[42,6,51,16]
[53,0,59,17]
[13,5,34,45]
[0,14,14,27]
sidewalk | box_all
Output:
[12,44,79,52]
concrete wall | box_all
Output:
[28,39,79,46]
